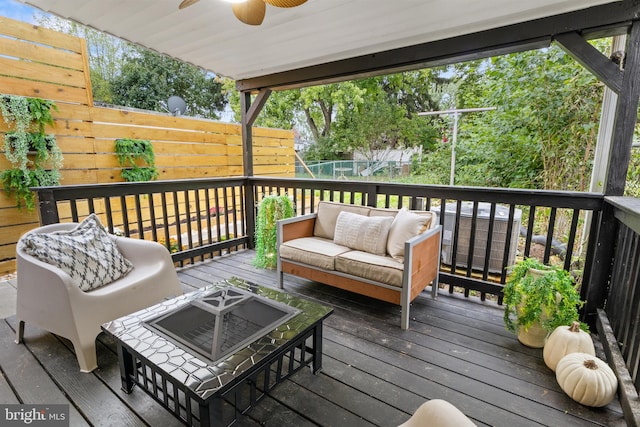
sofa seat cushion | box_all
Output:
[279,237,351,270]
[313,201,371,240]
[335,251,404,287]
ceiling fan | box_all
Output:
[178,0,307,26]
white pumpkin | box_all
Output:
[398,399,477,427]
[556,352,618,407]
[543,321,595,372]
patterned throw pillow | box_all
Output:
[333,211,393,255]
[19,214,133,291]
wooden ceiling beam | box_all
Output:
[555,32,624,93]
[236,0,640,92]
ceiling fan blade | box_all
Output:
[232,0,266,25]
[178,0,199,10]
[263,0,307,7]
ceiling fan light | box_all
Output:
[263,0,307,7]
[178,0,200,9]
[232,0,265,25]
[222,0,248,3]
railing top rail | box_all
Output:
[249,177,605,210]
[32,177,250,201]
[607,196,640,234]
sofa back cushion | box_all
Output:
[333,211,393,255]
[313,201,371,240]
[386,208,435,261]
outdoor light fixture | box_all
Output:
[179,0,307,25]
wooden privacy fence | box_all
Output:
[0,16,295,274]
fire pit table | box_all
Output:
[102,277,333,427]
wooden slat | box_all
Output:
[0,75,89,105]
[0,16,83,52]
[89,106,231,134]
[0,56,86,89]
[0,37,84,71]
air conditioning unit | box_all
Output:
[433,202,522,274]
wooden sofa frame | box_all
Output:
[276,212,442,329]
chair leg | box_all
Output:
[72,339,98,373]
[14,320,24,344]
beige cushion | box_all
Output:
[386,208,434,261]
[334,211,393,255]
[279,237,351,270]
[336,250,403,287]
[313,201,371,240]
[368,207,398,218]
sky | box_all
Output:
[0,0,45,23]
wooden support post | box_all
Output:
[585,20,640,324]
[241,89,272,249]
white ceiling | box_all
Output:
[22,0,621,81]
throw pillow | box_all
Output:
[19,214,133,291]
[333,211,393,255]
[387,208,433,261]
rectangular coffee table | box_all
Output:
[102,277,333,427]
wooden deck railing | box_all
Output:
[252,177,604,301]
[35,176,604,297]
[35,178,250,266]
[594,196,640,425]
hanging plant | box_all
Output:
[0,94,61,210]
[0,168,60,211]
[114,138,158,182]
[254,194,295,269]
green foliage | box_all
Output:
[0,168,60,211]
[225,69,447,160]
[111,47,225,119]
[114,138,158,182]
[625,147,640,197]
[0,94,62,210]
[254,194,295,269]
[451,43,605,190]
[503,258,586,334]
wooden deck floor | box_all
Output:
[0,250,627,426]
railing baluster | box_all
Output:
[104,197,114,233]
[544,207,557,263]
[134,194,143,239]
[120,195,130,236]
[564,209,580,270]
[148,193,158,242]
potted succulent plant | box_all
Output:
[503,257,585,348]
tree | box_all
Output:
[451,43,605,191]
[40,16,226,118]
[111,48,226,119]
[224,69,446,161]
[38,16,131,103]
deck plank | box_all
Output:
[0,320,89,426]
[0,250,628,426]
[4,318,147,427]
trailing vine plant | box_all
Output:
[253,194,295,269]
[0,94,62,210]
[114,138,158,182]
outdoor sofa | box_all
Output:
[276,201,441,329]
